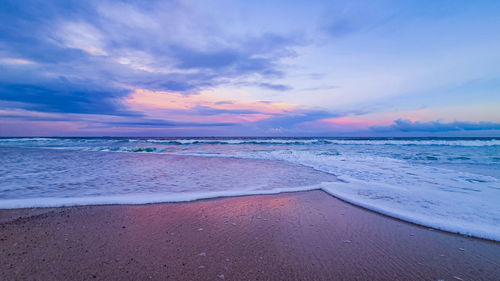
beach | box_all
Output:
[3,0,500,279]
[1,190,499,281]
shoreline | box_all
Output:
[1,190,499,280]
[2,188,499,243]
[2,146,499,242]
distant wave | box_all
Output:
[97,147,160,153]
[144,139,321,145]
[1,137,499,147]
[0,137,57,142]
[142,138,500,146]
[323,139,500,146]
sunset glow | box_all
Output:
[0,1,499,136]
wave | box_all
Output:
[319,179,500,241]
[1,169,498,241]
[97,147,160,153]
[1,137,499,241]
[323,139,500,146]
[142,138,500,146]
[144,139,322,145]
[1,137,499,147]
[0,137,57,142]
[168,149,500,241]
[0,183,324,209]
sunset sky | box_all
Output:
[1,0,499,136]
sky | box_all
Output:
[0,0,499,137]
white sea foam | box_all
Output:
[320,178,500,241]
[2,165,497,240]
[0,184,324,209]
[169,148,500,241]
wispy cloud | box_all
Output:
[257,83,292,91]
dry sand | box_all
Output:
[1,190,499,280]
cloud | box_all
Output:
[0,58,36,65]
[0,0,303,118]
[192,106,260,116]
[254,110,335,129]
[300,85,339,92]
[320,1,459,40]
[214,101,233,105]
[0,76,136,116]
[92,119,236,128]
[323,18,363,38]
[258,83,292,91]
[319,1,394,39]
[0,109,236,129]
[2,0,498,136]
[371,119,500,132]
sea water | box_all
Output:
[0,137,499,240]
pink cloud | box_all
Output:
[319,116,388,128]
[124,88,296,124]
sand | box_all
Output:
[1,190,499,280]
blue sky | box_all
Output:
[0,0,499,136]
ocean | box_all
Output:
[0,137,499,241]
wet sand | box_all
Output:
[1,190,499,280]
